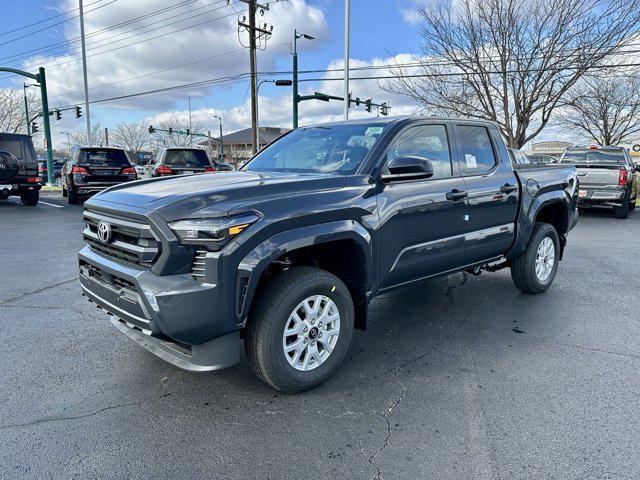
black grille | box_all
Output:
[190,249,207,281]
[83,209,160,268]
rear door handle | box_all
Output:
[446,189,468,201]
[500,184,518,194]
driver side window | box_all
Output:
[385,124,452,179]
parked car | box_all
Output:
[61,146,137,205]
[79,117,578,392]
[214,161,234,171]
[525,154,558,164]
[150,147,215,177]
[0,133,41,206]
[37,158,65,183]
[560,146,639,219]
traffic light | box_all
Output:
[148,125,156,134]
[55,109,61,120]
[31,122,38,133]
[75,106,82,118]
[365,99,372,113]
[185,129,190,135]
[168,127,173,135]
[380,103,389,116]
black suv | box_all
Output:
[61,146,137,204]
[0,133,41,206]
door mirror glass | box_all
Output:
[383,156,434,182]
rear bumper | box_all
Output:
[78,246,240,371]
[577,187,627,207]
[0,182,42,195]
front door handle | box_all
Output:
[500,183,518,194]
[446,189,468,201]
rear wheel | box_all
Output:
[511,222,560,294]
[614,197,629,219]
[629,197,636,211]
[244,267,354,393]
[20,189,39,206]
[67,187,80,205]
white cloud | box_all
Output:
[24,0,329,110]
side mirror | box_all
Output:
[382,156,434,182]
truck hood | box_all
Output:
[87,171,348,220]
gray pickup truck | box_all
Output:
[560,146,639,219]
[79,117,579,392]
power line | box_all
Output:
[0,7,243,81]
[0,0,223,64]
[0,0,107,37]
[0,0,120,47]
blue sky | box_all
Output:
[0,0,429,146]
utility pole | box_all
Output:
[213,115,224,162]
[188,96,193,146]
[78,0,92,144]
[343,0,350,120]
[238,0,272,155]
[104,127,109,146]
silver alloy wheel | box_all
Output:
[282,295,341,372]
[535,236,555,282]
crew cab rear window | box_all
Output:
[78,149,129,167]
[561,149,626,165]
[164,150,210,167]
[457,125,497,174]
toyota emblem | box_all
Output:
[97,221,112,244]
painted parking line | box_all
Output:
[39,200,64,208]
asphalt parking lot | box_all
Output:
[1,193,639,480]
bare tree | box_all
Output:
[559,74,640,145]
[383,0,640,147]
[70,122,103,146]
[0,88,41,134]
[110,121,150,152]
[152,118,204,147]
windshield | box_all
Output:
[79,149,130,167]
[244,123,387,174]
[164,149,210,167]
[561,149,626,165]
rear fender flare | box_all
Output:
[235,220,372,323]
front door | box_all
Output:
[377,123,469,290]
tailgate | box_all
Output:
[575,165,621,188]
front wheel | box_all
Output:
[244,267,354,393]
[511,222,560,294]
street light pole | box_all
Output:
[292,30,315,129]
[213,115,224,162]
[343,0,350,120]
[78,0,92,145]
[22,83,30,134]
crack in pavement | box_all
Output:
[0,303,104,322]
[364,329,408,480]
[0,401,143,430]
[0,278,78,306]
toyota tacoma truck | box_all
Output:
[560,146,639,219]
[79,117,579,392]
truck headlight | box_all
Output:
[168,213,259,250]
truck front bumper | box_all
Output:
[79,246,240,371]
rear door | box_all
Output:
[163,149,211,174]
[78,149,132,185]
[453,123,519,263]
[377,122,469,289]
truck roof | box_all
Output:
[310,115,500,129]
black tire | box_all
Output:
[20,189,39,206]
[614,199,629,219]
[67,187,80,205]
[62,186,67,198]
[629,197,636,211]
[511,222,560,294]
[244,267,354,393]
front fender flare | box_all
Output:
[235,220,372,323]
